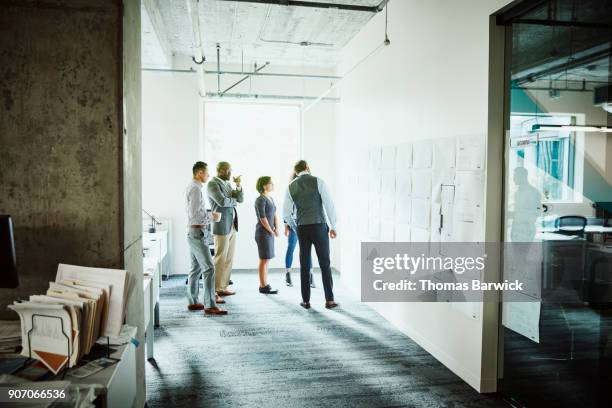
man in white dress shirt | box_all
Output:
[186,161,227,315]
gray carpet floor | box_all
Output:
[145,270,509,408]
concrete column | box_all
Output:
[0,0,144,405]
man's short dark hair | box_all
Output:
[294,160,308,173]
[192,161,207,176]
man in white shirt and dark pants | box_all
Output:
[186,161,227,315]
[283,160,339,310]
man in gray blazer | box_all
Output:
[207,161,243,296]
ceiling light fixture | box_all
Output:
[531,124,612,133]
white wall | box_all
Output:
[142,71,201,276]
[335,0,512,392]
[142,65,338,275]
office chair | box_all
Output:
[555,215,587,238]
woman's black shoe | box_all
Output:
[259,284,278,294]
[286,272,293,287]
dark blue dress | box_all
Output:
[255,195,276,260]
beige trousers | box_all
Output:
[214,227,237,292]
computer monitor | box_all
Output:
[0,215,19,288]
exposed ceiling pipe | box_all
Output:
[221,62,270,95]
[143,67,341,80]
[204,92,340,102]
[206,69,341,80]
[216,43,221,94]
[215,0,389,13]
[186,0,206,96]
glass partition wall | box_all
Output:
[499,0,612,406]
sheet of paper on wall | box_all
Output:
[381,146,396,170]
[395,223,411,242]
[411,198,431,229]
[395,173,412,197]
[431,167,455,203]
[381,196,395,221]
[411,171,432,200]
[396,143,412,169]
[410,226,430,243]
[368,175,381,195]
[369,148,382,171]
[56,264,130,337]
[381,174,396,196]
[412,141,433,169]
[380,221,395,242]
[395,195,411,224]
[456,135,485,171]
[8,302,73,374]
[433,138,456,170]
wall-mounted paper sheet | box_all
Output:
[380,221,395,242]
[411,199,431,229]
[381,146,397,170]
[381,196,395,221]
[412,141,433,169]
[381,174,396,196]
[433,138,456,170]
[456,135,485,171]
[395,223,411,241]
[411,171,432,200]
[369,148,382,171]
[395,173,412,197]
[395,195,411,224]
[396,143,412,169]
[368,175,381,195]
[410,226,430,242]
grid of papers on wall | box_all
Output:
[8,264,133,374]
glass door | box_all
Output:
[498,1,612,406]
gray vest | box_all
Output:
[289,174,326,226]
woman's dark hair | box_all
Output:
[256,176,272,194]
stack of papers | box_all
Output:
[8,264,133,375]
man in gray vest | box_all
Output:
[283,160,338,309]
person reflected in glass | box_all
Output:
[254,176,279,294]
[510,166,542,242]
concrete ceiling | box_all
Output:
[142,0,382,68]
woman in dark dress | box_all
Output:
[255,176,279,294]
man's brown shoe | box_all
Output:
[217,290,236,297]
[188,303,205,311]
[215,295,226,304]
[325,301,339,309]
[204,307,228,315]
[300,302,311,309]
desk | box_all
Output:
[143,230,169,279]
[1,326,137,408]
[143,261,160,360]
[71,326,137,408]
